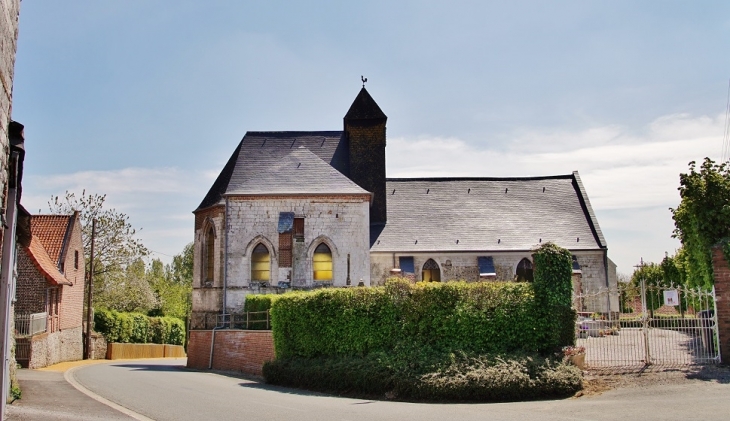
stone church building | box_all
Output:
[191,88,618,326]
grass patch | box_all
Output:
[263,349,582,402]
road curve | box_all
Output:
[70,359,730,421]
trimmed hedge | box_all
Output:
[242,293,282,330]
[270,243,575,359]
[272,280,547,358]
[94,309,185,345]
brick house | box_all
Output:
[191,87,618,327]
[15,213,85,368]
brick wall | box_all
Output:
[187,329,275,377]
[15,249,47,315]
[59,217,84,330]
[711,246,730,364]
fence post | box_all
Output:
[640,273,651,365]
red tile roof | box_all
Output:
[25,236,71,286]
[30,215,72,265]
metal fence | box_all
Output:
[575,280,719,370]
[190,310,271,331]
[15,312,47,337]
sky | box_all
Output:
[9,1,730,275]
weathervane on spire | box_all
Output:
[361,75,367,88]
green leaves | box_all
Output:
[670,158,730,288]
[93,309,185,345]
[269,279,568,360]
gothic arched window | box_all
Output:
[204,226,215,284]
[251,244,271,282]
[516,258,534,282]
[422,259,441,282]
[313,243,333,281]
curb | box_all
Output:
[64,363,155,421]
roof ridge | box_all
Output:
[386,174,575,182]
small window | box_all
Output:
[251,244,271,281]
[74,250,79,270]
[279,232,292,267]
[422,259,440,282]
[399,256,415,274]
[294,218,304,240]
[313,243,333,281]
[516,258,534,282]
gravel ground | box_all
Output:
[579,364,730,397]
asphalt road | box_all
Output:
[65,359,730,421]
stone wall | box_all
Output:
[371,249,617,313]
[187,329,275,377]
[20,326,83,369]
[221,196,370,312]
[0,0,19,203]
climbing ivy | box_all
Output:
[532,242,576,351]
[670,158,730,288]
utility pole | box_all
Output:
[83,219,96,359]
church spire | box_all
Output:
[344,86,387,224]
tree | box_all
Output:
[670,158,730,288]
[48,190,149,278]
[94,258,158,313]
[146,244,193,319]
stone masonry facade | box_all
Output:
[371,249,617,313]
[193,195,371,315]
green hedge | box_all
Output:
[272,280,550,358]
[94,309,185,345]
[270,243,575,359]
[242,294,281,330]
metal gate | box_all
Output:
[575,278,720,370]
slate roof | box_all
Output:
[225,146,370,196]
[25,236,71,286]
[196,131,351,210]
[344,88,387,121]
[30,215,73,267]
[370,173,606,253]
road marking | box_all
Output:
[64,365,156,421]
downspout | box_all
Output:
[208,325,225,369]
[0,151,19,409]
[604,249,611,316]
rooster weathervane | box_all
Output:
[361,75,367,88]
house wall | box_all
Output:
[15,249,47,315]
[223,195,371,312]
[19,326,83,369]
[0,0,19,208]
[59,218,84,330]
[192,206,225,316]
[371,249,618,312]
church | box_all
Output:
[191,87,618,326]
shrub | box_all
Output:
[263,351,582,402]
[94,309,185,345]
